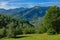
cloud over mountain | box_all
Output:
[0,0,60,9]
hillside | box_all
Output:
[0,6,49,26]
[0,6,48,21]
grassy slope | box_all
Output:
[1,34,60,40]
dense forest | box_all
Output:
[0,6,60,38]
[0,14,37,38]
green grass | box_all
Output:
[1,34,60,40]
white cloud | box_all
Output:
[0,2,18,9]
[0,2,60,9]
[0,2,7,6]
[0,2,8,9]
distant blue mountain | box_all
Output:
[0,6,49,21]
[14,6,49,21]
[0,7,27,14]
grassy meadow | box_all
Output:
[1,34,60,40]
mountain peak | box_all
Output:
[33,6,40,9]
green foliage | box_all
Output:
[47,28,56,35]
[0,14,35,38]
[52,17,60,33]
[22,22,35,34]
[0,28,6,38]
[6,22,16,38]
[44,6,58,29]
[15,26,23,35]
[39,24,47,33]
[34,27,40,34]
[42,6,60,34]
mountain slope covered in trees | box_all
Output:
[0,6,48,26]
[0,6,48,21]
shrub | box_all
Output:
[0,28,6,38]
[39,24,47,34]
[6,22,16,38]
[15,26,23,35]
[47,28,56,35]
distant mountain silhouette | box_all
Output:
[0,6,49,21]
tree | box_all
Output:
[0,28,6,38]
[52,17,60,33]
[39,24,47,33]
[6,22,16,38]
[43,6,60,34]
[47,28,56,35]
[0,14,35,38]
[21,21,35,34]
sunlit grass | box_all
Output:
[1,34,60,40]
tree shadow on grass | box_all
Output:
[0,35,29,39]
[12,35,29,39]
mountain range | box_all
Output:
[0,6,49,26]
[0,6,48,20]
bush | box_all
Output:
[47,28,56,35]
[0,28,6,38]
[34,27,41,34]
[15,26,23,35]
[28,28,35,34]
[39,24,47,34]
[22,27,35,34]
[6,22,16,38]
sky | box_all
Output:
[0,0,60,9]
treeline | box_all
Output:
[0,14,41,38]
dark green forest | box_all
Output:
[0,14,36,38]
[0,6,60,38]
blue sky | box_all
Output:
[0,0,60,9]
